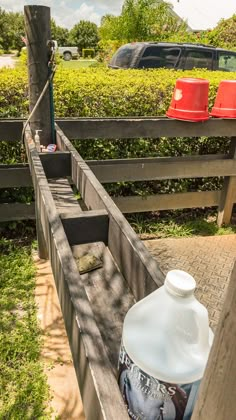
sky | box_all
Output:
[0,0,235,30]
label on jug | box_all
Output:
[118,344,200,420]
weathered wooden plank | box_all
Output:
[48,178,81,213]
[0,202,35,222]
[0,191,221,222]
[56,124,164,301]
[35,194,48,259]
[192,262,236,420]
[113,191,221,213]
[40,152,71,178]
[1,117,236,143]
[0,119,23,141]
[47,177,81,257]
[72,243,136,372]
[87,154,232,183]
[56,117,236,139]
[0,164,32,187]
[217,137,236,226]
[61,210,109,246]
[24,127,129,420]
[0,154,233,189]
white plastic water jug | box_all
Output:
[118,270,214,420]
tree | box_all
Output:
[0,10,70,52]
[0,8,7,49]
[0,8,25,52]
[121,0,153,41]
[51,19,69,46]
[69,20,99,52]
[206,14,236,49]
[7,12,25,52]
[99,14,124,41]
[99,0,188,42]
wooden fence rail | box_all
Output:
[88,154,234,182]
[0,202,35,222]
[1,117,236,141]
[113,191,222,213]
[2,153,236,186]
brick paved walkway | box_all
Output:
[144,235,236,331]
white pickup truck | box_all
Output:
[58,46,79,61]
[53,41,79,61]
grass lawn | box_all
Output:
[127,209,236,239]
[0,235,50,419]
[12,57,98,70]
[59,59,98,69]
[14,57,98,70]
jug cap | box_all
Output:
[165,269,196,297]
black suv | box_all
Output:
[108,42,236,72]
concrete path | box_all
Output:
[144,235,236,331]
[34,255,85,419]
[0,54,15,68]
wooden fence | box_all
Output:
[1,117,236,226]
[20,120,236,419]
[1,115,235,417]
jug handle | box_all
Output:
[191,301,210,353]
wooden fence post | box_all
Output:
[192,262,236,419]
[24,5,53,146]
[217,136,236,226]
[24,6,52,259]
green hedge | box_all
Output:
[0,69,28,117]
[82,48,95,59]
[0,67,235,201]
[53,67,236,118]
[0,66,235,119]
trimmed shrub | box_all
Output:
[82,48,95,59]
[1,66,236,119]
[0,68,28,117]
[19,47,27,66]
[52,67,235,118]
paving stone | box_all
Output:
[144,235,236,331]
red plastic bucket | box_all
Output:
[210,80,236,118]
[166,77,209,121]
